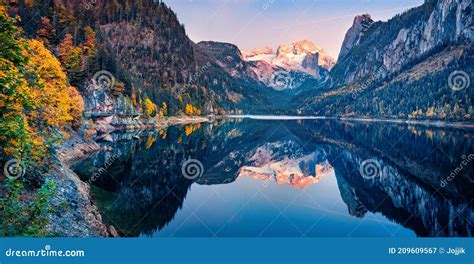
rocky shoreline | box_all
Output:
[47,116,210,237]
[95,116,210,142]
[47,134,117,237]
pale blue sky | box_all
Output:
[164,0,424,59]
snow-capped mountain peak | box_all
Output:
[241,40,334,91]
[242,40,334,72]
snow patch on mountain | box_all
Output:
[242,40,334,73]
[241,40,335,91]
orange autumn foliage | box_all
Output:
[24,39,84,130]
[0,28,83,160]
[185,103,202,116]
[143,97,157,117]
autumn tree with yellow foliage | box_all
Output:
[143,98,157,117]
[185,103,202,116]
[158,101,168,118]
[0,6,83,163]
[185,103,194,115]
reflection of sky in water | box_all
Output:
[154,171,415,237]
[75,119,473,237]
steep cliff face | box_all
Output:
[333,152,473,237]
[331,0,473,86]
[292,0,473,121]
[337,14,374,61]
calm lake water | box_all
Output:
[72,118,474,237]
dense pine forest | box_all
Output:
[292,43,473,120]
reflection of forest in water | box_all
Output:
[72,118,474,237]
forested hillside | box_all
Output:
[11,0,272,117]
[1,3,83,166]
[292,43,473,120]
[0,2,86,236]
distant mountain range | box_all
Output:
[203,0,473,121]
[197,39,335,96]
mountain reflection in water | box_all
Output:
[72,118,474,237]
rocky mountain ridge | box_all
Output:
[331,0,473,87]
[241,40,335,91]
[292,0,473,121]
[337,14,374,61]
